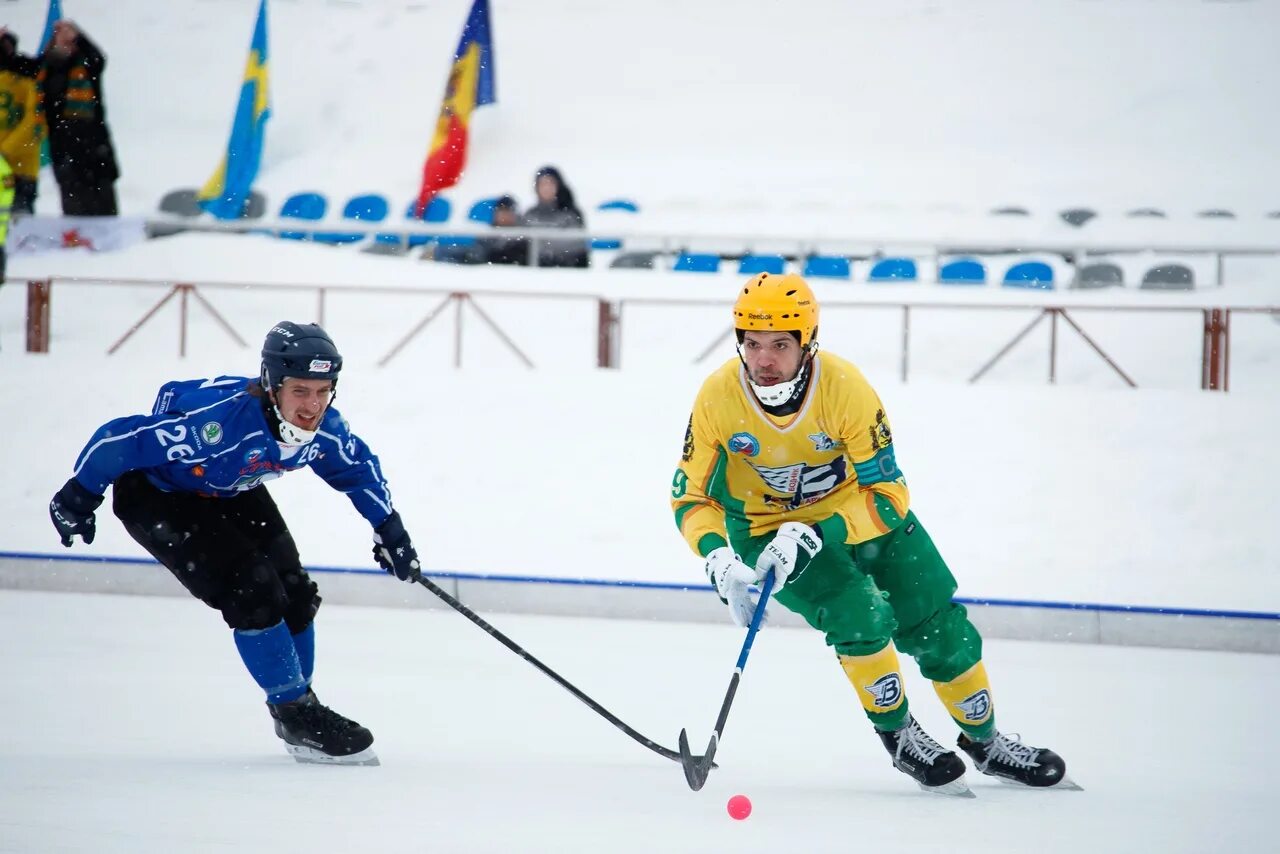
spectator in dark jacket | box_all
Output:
[39,20,118,216]
[520,166,589,268]
[479,195,529,265]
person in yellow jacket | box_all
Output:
[0,30,45,214]
[671,272,1075,796]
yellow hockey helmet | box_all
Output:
[732,273,819,348]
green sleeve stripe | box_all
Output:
[697,533,728,557]
[673,501,698,530]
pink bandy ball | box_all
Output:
[726,794,752,820]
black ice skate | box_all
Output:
[957,731,1081,790]
[268,689,379,766]
[876,715,973,798]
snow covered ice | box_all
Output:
[2,590,1276,852]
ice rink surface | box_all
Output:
[2,589,1275,853]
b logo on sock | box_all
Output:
[865,673,903,709]
[955,689,991,722]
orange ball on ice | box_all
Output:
[726,794,752,820]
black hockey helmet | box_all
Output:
[260,321,343,391]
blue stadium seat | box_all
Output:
[803,256,851,279]
[344,194,389,222]
[404,196,453,247]
[406,197,452,222]
[938,258,986,285]
[314,193,390,245]
[867,258,917,282]
[674,253,720,273]
[468,198,499,223]
[278,192,327,240]
[738,255,786,275]
[598,199,639,213]
[1003,261,1055,289]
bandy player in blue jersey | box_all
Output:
[48,322,422,766]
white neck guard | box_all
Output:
[748,374,804,407]
[273,405,318,446]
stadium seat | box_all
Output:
[674,253,720,273]
[610,251,660,269]
[1141,264,1194,290]
[406,197,452,222]
[738,255,786,275]
[1059,208,1096,227]
[1073,262,1124,289]
[938,258,986,285]
[344,194,389,222]
[867,258,917,282]
[1003,261,1055,289]
[468,198,500,223]
[242,190,266,220]
[593,198,638,250]
[802,256,851,279]
[313,193,390,245]
[404,196,453,247]
[160,188,264,220]
[278,192,327,240]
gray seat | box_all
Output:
[610,251,661,269]
[158,188,265,219]
[1060,208,1096,227]
[1074,262,1124,289]
[158,189,202,218]
[1140,264,1194,290]
[242,190,267,220]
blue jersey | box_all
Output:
[70,376,396,528]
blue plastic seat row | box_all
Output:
[667,254,1057,287]
[273,192,640,247]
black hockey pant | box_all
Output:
[112,472,320,632]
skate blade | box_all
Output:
[284,742,380,767]
[917,777,976,798]
[995,774,1083,791]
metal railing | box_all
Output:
[142,215,1280,286]
[21,277,1278,391]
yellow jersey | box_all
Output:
[671,351,910,556]
[0,69,44,180]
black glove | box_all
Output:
[373,511,421,582]
[49,478,104,548]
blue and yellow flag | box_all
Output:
[198,0,271,220]
[38,0,62,53]
[414,0,496,217]
[35,0,62,167]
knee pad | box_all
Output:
[218,555,291,632]
[894,602,983,681]
[281,569,321,635]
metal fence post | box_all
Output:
[25,279,51,353]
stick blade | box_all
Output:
[677,728,715,791]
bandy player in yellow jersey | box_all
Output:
[671,273,1075,796]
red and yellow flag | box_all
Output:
[414,0,496,217]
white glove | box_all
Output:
[705,546,768,627]
[755,522,822,592]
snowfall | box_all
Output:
[1,0,1279,851]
